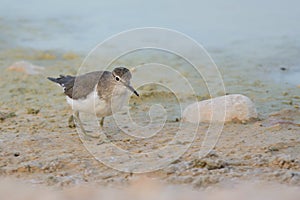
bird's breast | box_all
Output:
[66,85,128,117]
[110,85,129,113]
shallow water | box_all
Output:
[1,0,300,50]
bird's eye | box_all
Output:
[115,76,120,81]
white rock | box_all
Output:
[182,94,257,123]
[7,61,44,75]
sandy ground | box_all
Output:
[0,49,299,198]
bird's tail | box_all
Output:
[47,75,74,87]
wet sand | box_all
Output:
[0,48,299,198]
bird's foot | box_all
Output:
[83,132,100,139]
[77,126,100,139]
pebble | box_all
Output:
[190,158,226,170]
[7,61,45,75]
[26,108,40,115]
[13,152,20,157]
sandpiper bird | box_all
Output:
[48,67,139,137]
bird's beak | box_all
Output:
[122,82,139,97]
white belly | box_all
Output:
[66,85,128,117]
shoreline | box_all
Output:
[0,47,299,192]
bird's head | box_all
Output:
[112,67,139,97]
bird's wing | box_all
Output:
[67,71,107,99]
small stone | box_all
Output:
[27,108,40,115]
[205,159,225,170]
[190,159,207,168]
[190,158,225,170]
[7,61,45,75]
[14,152,20,157]
[170,159,181,164]
[268,146,279,152]
[182,94,257,123]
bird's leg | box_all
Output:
[73,111,99,138]
[74,111,87,134]
[98,116,111,144]
[99,117,105,127]
[68,115,76,128]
